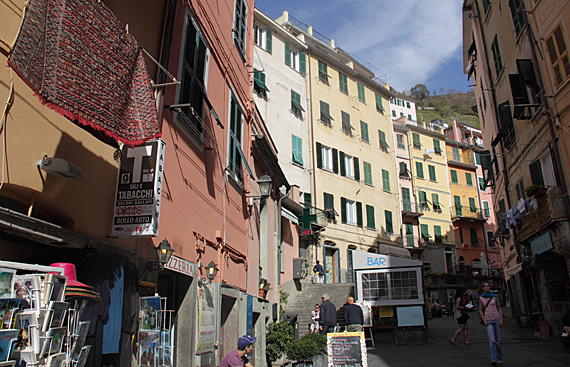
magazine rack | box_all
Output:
[138,296,173,367]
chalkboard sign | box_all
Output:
[327,332,368,367]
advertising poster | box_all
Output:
[196,282,217,355]
[112,139,165,237]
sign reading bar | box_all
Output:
[327,332,368,367]
[112,139,165,237]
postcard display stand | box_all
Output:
[0,263,92,367]
[138,297,173,367]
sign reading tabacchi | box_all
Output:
[112,139,165,237]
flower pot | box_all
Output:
[259,289,267,298]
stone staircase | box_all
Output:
[282,283,355,337]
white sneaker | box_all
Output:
[561,332,569,337]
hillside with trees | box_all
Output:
[404,84,480,128]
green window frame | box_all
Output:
[319,100,333,126]
[397,134,405,149]
[291,90,304,117]
[470,228,478,244]
[483,201,490,217]
[476,152,481,165]
[385,210,393,234]
[416,162,424,179]
[454,196,462,216]
[432,193,440,212]
[452,147,460,161]
[382,169,390,192]
[324,192,334,211]
[253,69,269,97]
[479,177,485,190]
[379,130,389,152]
[509,0,524,36]
[292,134,303,165]
[405,224,415,247]
[339,72,348,94]
[366,205,376,230]
[402,188,411,211]
[466,172,473,186]
[469,197,477,212]
[433,139,442,154]
[392,110,397,118]
[412,133,421,149]
[284,42,306,74]
[418,191,427,209]
[360,121,369,143]
[375,93,384,114]
[434,226,442,242]
[357,82,366,103]
[408,114,412,120]
[428,165,436,181]
[341,111,352,135]
[318,60,330,84]
[451,170,458,184]
[420,224,430,239]
[491,35,503,78]
[363,161,373,185]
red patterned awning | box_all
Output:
[8,0,161,147]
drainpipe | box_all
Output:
[307,47,319,265]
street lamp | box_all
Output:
[258,175,273,199]
[199,260,219,286]
[146,239,174,271]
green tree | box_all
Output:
[410,84,430,102]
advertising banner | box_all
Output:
[196,282,217,355]
[112,139,165,237]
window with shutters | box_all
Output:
[413,133,421,149]
[253,69,269,98]
[318,60,330,84]
[498,102,516,149]
[482,0,491,14]
[385,210,393,234]
[339,72,348,94]
[451,170,458,184]
[510,60,540,120]
[324,193,335,219]
[546,24,570,88]
[432,193,441,213]
[361,121,369,143]
[470,228,478,245]
[475,152,481,165]
[509,0,524,37]
[397,134,405,149]
[228,92,244,183]
[284,43,306,74]
[317,143,334,171]
[357,82,366,103]
[491,35,504,80]
[514,179,525,201]
[483,201,490,217]
[343,198,357,225]
[341,111,352,135]
[291,90,304,118]
[320,101,333,126]
[433,139,442,154]
[402,188,412,211]
[363,161,373,186]
[421,224,430,240]
[418,191,428,210]
[487,230,495,248]
[392,110,397,118]
[434,226,442,243]
[233,0,247,57]
[452,147,460,162]
[469,198,477,212]
[466,172,473,186]
[379,130,389,152]
[382,170,390,192]
[428,165,436,182]
[177,14,210,141]
[400,112,405,117]
[529,160,544,186]
[454,196,462,216]
[408,114,412,120]
[375,93,385,114]
[479,176,486,190]
[343,154,355,179]
[292,134,303,165]
[416,162,424,179]
[254,22,272,53]
[406,101,411,109]
[399,162,409,178]
[366,205,376,230]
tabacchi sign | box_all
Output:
[112,139,165,237]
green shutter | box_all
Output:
[332,148,339,174]
[470,228,478,244]
[354,157,360,181]
[385,210,393,233]
[434,225,441,238]
[421,224,429,238]
[451,170,458,183]
[416,162,424,179]
[339,72,348,94]
[360,121,369,142]
[419,191,427,207]
[429,165,436,181]
[285,42,291,66]
[341,197,347,223]
[469,197,477,212]
[466,172,473,186]
[453,147,460,161]
[379,130,388,151]
[483,201,490,217]
[356,202,363,227]
[357,82,365,103]
[432,193,440,211]
[366,205,375,229]
[291,90,304,112]
[397,134,404,148]
[476,152,481,165]
[324,193,334,211]
[382,169,390,192]
[299,52,306,74]
[434,139,441,153]
[316,142,322,168]
[339,151,346,176]
[454,196,462,216]
[375,93,384,113]
[266,28,272,53]
[363,162,372,185]
[402,188,411,211]
[292,135,303,165]
[413,133,421,148]
[479,177,486,190]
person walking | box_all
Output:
[313,261,324,284]
[479,281,503,366]
[450,288,473,345]
[220,335,256,367]
[344,297,364,332]
[319,293,336,335]
[310,304,320,333]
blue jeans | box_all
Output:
[320,325,335,335]
[486,320,502,362]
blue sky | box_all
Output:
[255,0,471,94]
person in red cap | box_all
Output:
[220,334,256,367]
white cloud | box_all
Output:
[258,0,463,92]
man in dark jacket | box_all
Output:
[344,297,364,332]
[319,293,337,335]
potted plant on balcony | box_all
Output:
[259,278,271,298]
[525,184,546,199]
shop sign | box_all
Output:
[164,256,194,277]
[530,232,553,256]
[196,282,217,354]
[112,139,165,237]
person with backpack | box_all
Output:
[479,281,503,366]
[313,261,324,284]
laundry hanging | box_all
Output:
[8,0,161,147]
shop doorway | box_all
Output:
[324,245,339,283]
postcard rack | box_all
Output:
[137,296,173,367]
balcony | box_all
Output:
[450,206,488,222]
[403,235,422,249]
[401,200,424,225]
[447,153,475,167]
[518,188,567,242]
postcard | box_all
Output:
[140,297,161,330]
[71,321,90,360]
[40,327,66,358]
[0,299,20,329]
[42,274,67,306]
[46,352,66,367]
[0,269,16,298]
[42,302,69,331]
[76,345,91,367]
[13,275,42,312]
[139,331,159,367]
[0,329,19,361]
[15,311,40,354]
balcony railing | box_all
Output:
[518,188,567,241]
[450,206,488,221]
[403,235,422,248]
[447,153,475,166]
[401,200,423,213]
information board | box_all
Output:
[359,304,372,327]
[327,332,367,367]
[396,305,425,327]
